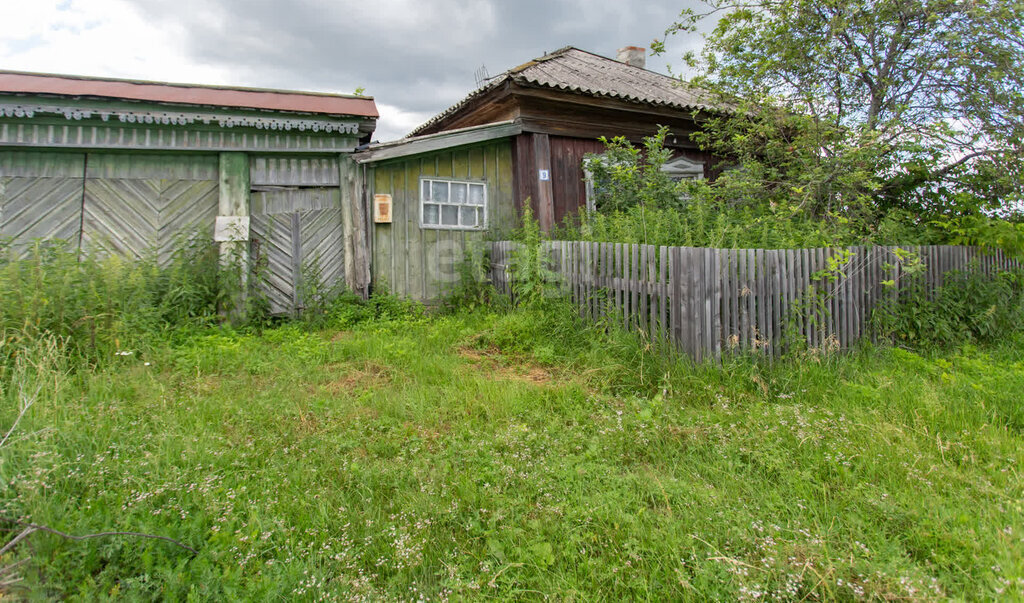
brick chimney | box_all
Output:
[617,46,646,69]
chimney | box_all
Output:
[617,46,646,69]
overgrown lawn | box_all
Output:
[3,307,1023,600]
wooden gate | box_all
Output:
[0,152,86,255]
[249,156,345,314]
[81,154,219,265]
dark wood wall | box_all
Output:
[513,132,718,231]
[513,133,604,228]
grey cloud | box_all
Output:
[128,0,708,137]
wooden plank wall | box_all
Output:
[369,140,515,301]
[0,152,85,255]
[82,154,219,264]
[490,241,1024,362]
[0,151,219,265]
[248,155,346,315]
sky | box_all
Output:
[0,0,708,141]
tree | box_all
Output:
[654,0,1024,228]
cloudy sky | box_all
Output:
[0,1,707,141]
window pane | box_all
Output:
[441,205,459,226]
[431,181,449,203]
[422,180,430,201]
[450,182,467,205]
[477,208,485,226]
[423,203,439,225]
[469,184,485,206]
[459,206,477,227]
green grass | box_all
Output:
[2,304,1023,600]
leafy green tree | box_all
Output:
[654,0,1024,227]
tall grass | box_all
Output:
[0,237,224,369]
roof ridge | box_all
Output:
[408,45,722,136]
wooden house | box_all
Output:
[0,70,378,313]
[356,46,724,301]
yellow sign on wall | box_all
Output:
[373,194,392,223]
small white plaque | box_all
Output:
[538,169,550,181]
[214,216,250,242]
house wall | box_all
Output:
[512,133,718,230]
[368,139,515,301]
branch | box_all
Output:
[0,383,42,449]
[0,518,198,556]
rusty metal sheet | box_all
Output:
[0,70,378,118]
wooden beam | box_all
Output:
[531,133,555,232]
[217,152,250,323]
[340,155,371,299]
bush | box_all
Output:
[873,264,1024,348]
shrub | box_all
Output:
[873,263,1024,348]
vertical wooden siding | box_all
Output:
[491,241,1023,362]
[549,136,605,225]
[370,140,515,301]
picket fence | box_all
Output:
[489,241,1022,362]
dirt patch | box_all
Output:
[317,361,393,395]
[458,345,555,386]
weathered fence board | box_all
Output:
[490,240,1023,362]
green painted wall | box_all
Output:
[369,139,515,301]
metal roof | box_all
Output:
[0,70,378,118]
[410,46,719,136]
[355,120,522,163]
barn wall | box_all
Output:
[0,151,85,252]
[369,139,515,301]
[81,153,219,264]
[0,150,219,264]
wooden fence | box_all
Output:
[490,241,1022,362]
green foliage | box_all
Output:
[4,301,1024,599]
[559,127,1024,252]
[874,264,1024,347]
[582,126,688,214]
[653,0,1024,243]
[510,205,555,307]
[441,244,503,313]
[0,237,223,368]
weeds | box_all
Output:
[2,231,1023,599]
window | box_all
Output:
[420,178,487,230]
[583,154,706,212]
[660,155,705,180]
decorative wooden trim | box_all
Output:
[0,102,361,134]
[0,121,358,153]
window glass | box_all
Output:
[469,184,485,206]
[441,205,459,226]
[431,181,449,203]
[419,178,487,230]
[450,182,468,205]
[422,203,439,225]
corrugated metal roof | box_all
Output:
[410,47,719,136]
[0,70,378,118]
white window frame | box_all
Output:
[660,155,706,181]
[419,177,488,231]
